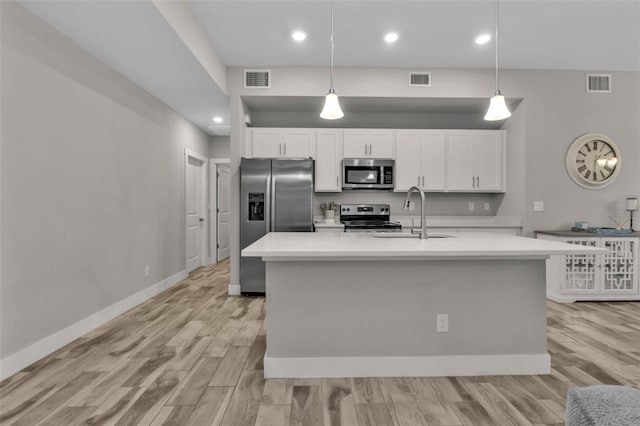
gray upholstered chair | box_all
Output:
[566,385,640,426]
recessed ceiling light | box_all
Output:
[384,32,399,43]
[292,31,307,42]
[213,116,223,124]
[475,34,491,44]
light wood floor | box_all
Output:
[1,260,639,426]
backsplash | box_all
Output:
[314,192,501,217]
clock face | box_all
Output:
[566,133,621,189]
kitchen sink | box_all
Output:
[372,233,455,239]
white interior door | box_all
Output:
[217,164,231,261]
[186,153,206,272]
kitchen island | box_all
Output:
[242,232,605,378]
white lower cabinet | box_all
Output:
[537,234,640,302]
[395,130,446,191]
[315,130,343,192]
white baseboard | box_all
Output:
[264,353,551,379]
[0,269,187,381]
[228,284,241,296]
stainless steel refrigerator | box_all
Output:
[240,158,314,294]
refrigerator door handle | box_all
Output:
[270,171,276,232]
[266,173,273,233]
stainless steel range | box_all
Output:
[340,204,402,233]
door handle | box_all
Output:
[279,143,282,156]
[284,143,286,156]
[477,176,480,187]
[422,176,425,186]
[472,176,475,188]
[418,176,420,185]
[337,176,339,187]
[199,217,204,223]
[364,144,368,156]
[369,144,373,156]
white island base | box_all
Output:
[243,232,605,379]
[265,258,549,378]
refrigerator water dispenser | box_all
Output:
[248,193,264,221]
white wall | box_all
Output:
[228,66,640,287]
[210,135,230,159]
[0,2,210,361]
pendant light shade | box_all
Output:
[484,0,511,121]
[484,92,511,121]
[321,90,344,120]
[320,0,343,120]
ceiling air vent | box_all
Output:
[410,72,431,87]
[244,70,271,88]
[586,74,611,93]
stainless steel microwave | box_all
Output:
[342,159,394,190]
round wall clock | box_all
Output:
[566,133,621,189]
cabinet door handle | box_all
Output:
[418,176,420,186]
[369,143,373,156]
[284,143,286,156]
[364,144,368,156]
[477,176,480,187]
[279,143,282,156]
[337,176,339,187]
[422,176,425,186]
[472,176,475,187]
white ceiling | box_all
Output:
[17,1,640,137]
[189,0,640,71]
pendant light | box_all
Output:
[484,0,511,121]
[320,0,344,120]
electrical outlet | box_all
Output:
[144,266,150,277]
[533,201,545,212]
[468,202,475,211]
[484,202,490,211]
[436,314,449,333]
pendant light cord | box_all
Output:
[329,0,335,92]
[495,0,500,94]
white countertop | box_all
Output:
[242,232,607,261]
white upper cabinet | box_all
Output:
[421,131,446,191]
[368,130,394,158]
[251,128,282,158]
[282,128,315,158]
[246,128,506,194]
[343,129,394,159]
[315,130,343,192]
[395,130,446,191]
[446,130,505,192]
[395,131,422,190]
[249,128,314,158]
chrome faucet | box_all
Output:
[403,186,428,239]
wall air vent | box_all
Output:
[409,72,431,87]
[586,74,611,93]
[244,70,271,88]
